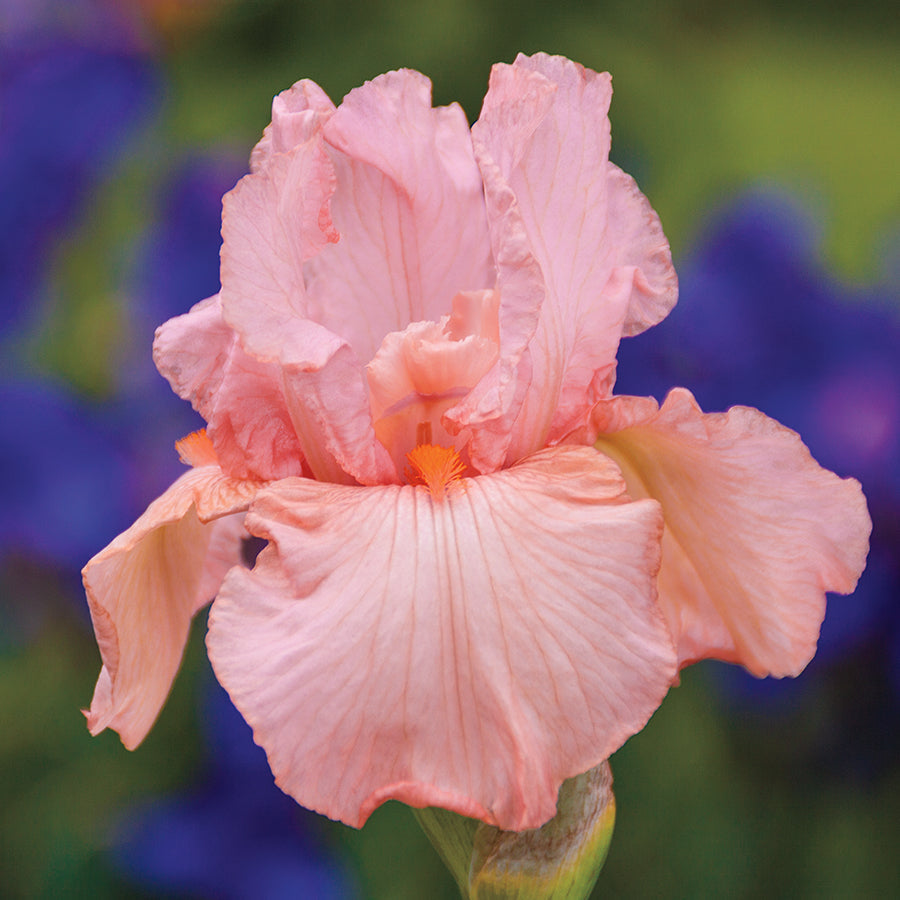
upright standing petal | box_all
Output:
[591,388,871,675]
[208,446,675,831]
[605,162,679,337]
[250,79,336,173]
[84,462,260,749]
[447,64,551,472]
[309,69,494,363]
[472,54,677,463]
[220,136,395,485]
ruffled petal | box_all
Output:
[84,464,260,749]
[154,295,307,481]
[366,290,500,473]
[471,53,677,462]
[592,388,872,676]
[250,79,335,173]
[220,139,339,354]
[220,138,394,484]
[281,344,398,484]
[446,67,549,472]
[606,163,678,337]
[305,69,494,364]
[207,445,675,831]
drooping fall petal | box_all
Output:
[207,446,675,831]
[154,295,307,481]
[84,460,260,749]
[591,388,872,675]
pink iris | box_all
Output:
[83,53,870,831]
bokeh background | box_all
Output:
[2,0,898,897]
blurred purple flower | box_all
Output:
[112,676,359,900]
[0,381,134,572]
[0,9,161,580]
[0,25,159,332]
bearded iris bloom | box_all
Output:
[83,54,870,833]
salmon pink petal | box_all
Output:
[221,138,394,484]
[306,69,494,364]
[366,290,501,473]
[592,388,872,676]
[154,295,307,481]
[250,79,335,174]
[446,78,548,472]
[606,162,679,337]
[281,345,398,484]
[84,465,259,749]
[220,139,338,352]
[207,445,675,831]
[471,54,677,463]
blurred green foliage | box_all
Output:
[155,0,898,278]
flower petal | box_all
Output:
[84,465,259,749]
[207,445,675,831]
[446,66,550,472]
[366,290,501,472]
[250,79,335,174]
[306,69,494,364]
[220,136,394,484]
[592,388,872,675]
[220,138,339,356]
[154,295,307,481]
[471,53,677,462]
[606,162,678,337]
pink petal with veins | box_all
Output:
[84,459,260,748]
[366,290,501,473]
[309,69,494,363]
[470,54,677,463]
[250,79,336,174]
[154,295,307,481]
[592,388,871,675]
[220,136,394,484]
[207,446,675,830]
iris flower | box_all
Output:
[84,54,870,832]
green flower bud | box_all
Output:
[414,762,615,900]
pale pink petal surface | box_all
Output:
[220,136,395,484]
[445,65,549,472]
[470,54,678,464]
[605,162,679,337]
[366,290,501,473]
[84,463,259,749]
[592,388,872,675]
[207,446,676,831]
[154,295,307,481]
[309,69,494,363]
[250,79,336,174]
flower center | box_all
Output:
[365,289,501,480]
[405,422,466,499]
